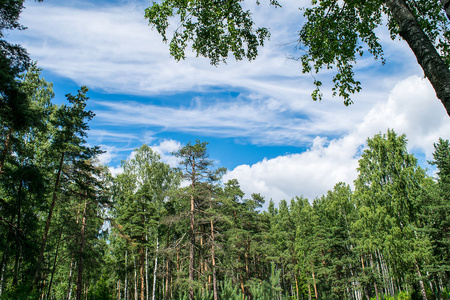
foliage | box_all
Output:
[145,0,274,65]
[145,0,450,113]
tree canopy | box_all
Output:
[145,0,450,115]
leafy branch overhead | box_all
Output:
[145,0,277,64]
[146,0,450,115]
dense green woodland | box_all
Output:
[1,0,450,299]
[0,65,449,300]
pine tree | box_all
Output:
[426,138,450,293]
[172,140,215,300]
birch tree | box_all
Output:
[145,0,450,116]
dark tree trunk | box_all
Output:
[385,0,450,116]
[46,227,63,300]
[12,180,23,287]
[76,199,88,300]
[210,218,217,300]
[189,194,195,300]
[35,151,65,288]
[0,128,13,176]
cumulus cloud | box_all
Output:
[224,76,450,206]
[150,139,182,167]
[97,145,118,165]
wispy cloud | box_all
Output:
[12,0,449,204]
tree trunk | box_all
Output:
[66,258,75,300]
[118,280,121,300]
[415,262,428,300]
[369,254,379,300]
[164,259,170,300]
[164,231,171,300]
[307,282,312,300]
[125,250,128,300]
[311,264,318,300]
[210,218,217,300]
[140,246,145,300]
[189,193,195,300]
[360,256,370,300]
[152,236,159,300]
[12,180,23,287]
[0,128,13,176]
[76,199,88,300]
[441,0,450,21]
[46,226,63,300]
[145,234,149,300]
[0,250,7,297]
[35,151,65,287]
[134,257,138,300]
[385,0,450,116]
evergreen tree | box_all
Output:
[172,140,214,300]
[426,138,450,293]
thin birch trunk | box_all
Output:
[146,236,148,300]
[164,231,170,300]
[66,259,75,300]
[415,261,428,300]
[152,236,159,300]
[311,264,318,300]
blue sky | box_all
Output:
[10,0,450,206]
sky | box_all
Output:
[9,0,450,207]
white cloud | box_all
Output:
[97,145,118,165]
[224,76,450,206]
[109,165,124,177]
[150,139,182,167]
[12,0,449,207]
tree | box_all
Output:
[172,140,215,300]
[0,0,46,176]
[145,0,450,116]
[0,64,54,299]
[113,144,178,300]
[354,130,432,300]
[425,138,450,292]
[34,86,98,291]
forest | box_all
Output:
[1,0,450,299]
[0,64,449,300]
